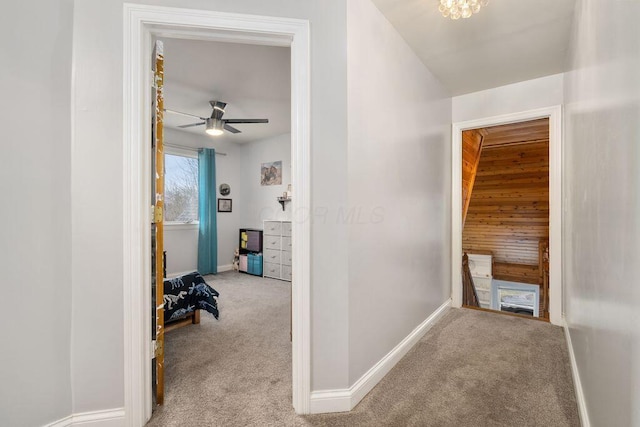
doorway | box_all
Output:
[123,5,311,425]
[451,106,563,326]
[461,119,550,320]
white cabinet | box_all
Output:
[262,220,292,282]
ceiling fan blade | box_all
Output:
[178,122,206,128]
[164,108,207,120]
[224,119,269,124]
[224,124,241,134]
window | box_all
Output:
[164,153,198,223]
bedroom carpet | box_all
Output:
[147,272,579,426]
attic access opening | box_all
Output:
[461,118,550,321]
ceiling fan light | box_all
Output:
[205,118,224,136]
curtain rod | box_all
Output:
[164,142,227,156]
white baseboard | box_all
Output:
[563,321,590,427]
[217,264,233,272]
[309,299,451,414]
[46,408,124,427]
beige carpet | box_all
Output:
[147,272,579,426]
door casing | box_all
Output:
[451,106,563,325]
[123,4,311,425]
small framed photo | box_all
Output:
[217,198,232,213]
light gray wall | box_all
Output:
[239,133,293,229]
[452,73,564,122]
[346,0,452,383]
[71,0,349,413]
[0,0,74,426]
[563,0,640,425]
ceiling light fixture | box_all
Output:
[439,0,488,20]
[205,118,224,136]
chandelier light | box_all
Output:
[439,0,488,20]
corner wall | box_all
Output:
[346,0,452,385]
[563,0,640,425]
[0,0,74,425]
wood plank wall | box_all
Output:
[462,119,549,285]
[462,129,485,225]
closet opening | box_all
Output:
[450,106,562,326]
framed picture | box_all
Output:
[217,198,232,213]
[261,160,282,186]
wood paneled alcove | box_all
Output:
[462,118,550,318]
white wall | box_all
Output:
[71,0,350,415]
[563,1,640,425]
[0,0,74,426]
[452,73,564,123]
[346,0,452,383]
[239,133,292,229]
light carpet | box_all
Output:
[147,272,579,426]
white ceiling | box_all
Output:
[162,0,576,143]
[371,0,576,95]
[161,38,290,145]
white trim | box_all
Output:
[309,300,451,414]
[123,4,312,425]
[563,322,590,427]
[451,106,564,325]
[217,264,233,273]
[46,408,125,427]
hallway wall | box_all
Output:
[563,0,640,425]
[346,0,452,384]
[0,1,74,426]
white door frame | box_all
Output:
[123,4,311,425]
[451,106,563,325]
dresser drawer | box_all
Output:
[281,236,292,251]
[281,250,292,266]
[264,221,282,236]
[264,248,281,264]
[263,262,281,278]
[282,265,292,281]
[264,235,281,250]
[282,222,292,237]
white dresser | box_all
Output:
[467,253,492,309]
[262,220,292,282]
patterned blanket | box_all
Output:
[163,272,220,321]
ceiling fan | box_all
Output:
[165,100,269,136]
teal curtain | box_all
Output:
[197,148,218,274]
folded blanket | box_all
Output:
[163,272,220,321]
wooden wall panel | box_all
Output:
[462,119,549,283]
[461,129,485,224]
